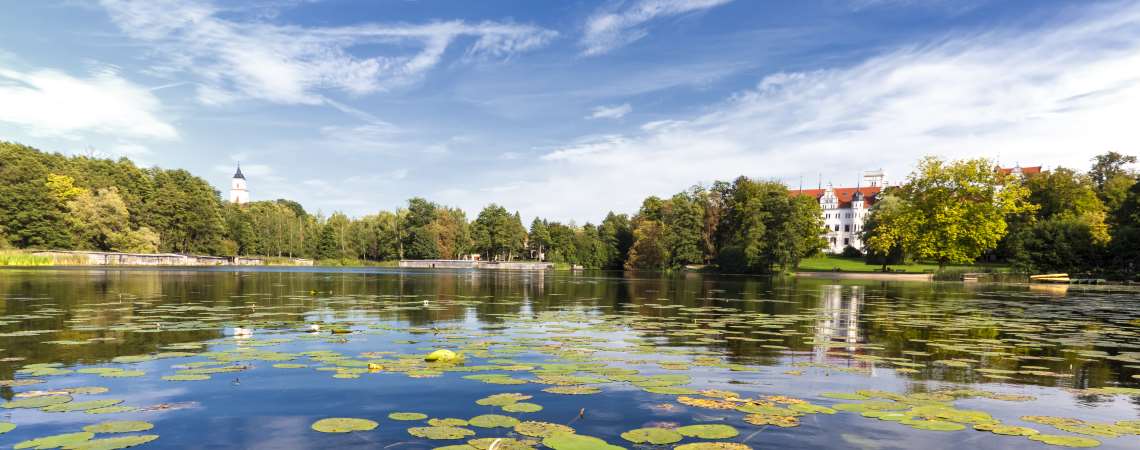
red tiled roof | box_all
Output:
[789,186,881,209]
[998,166,1042,175]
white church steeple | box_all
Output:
[229,164,249,205]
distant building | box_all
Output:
[998,165,1042,177]
[229,165,249,205]
[790,170,886,254]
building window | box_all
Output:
[844,224,850,232]
[843,238,850,246]
[834,225,839,231]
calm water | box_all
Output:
[1,268,1138,449]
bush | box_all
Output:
[840,245,863,258]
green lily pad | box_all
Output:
[389,412,429,421]
[475,393,532,406]
[14,431,95,449]
[501,402,542,413]
[42,399,124,413]
[408,426,476,440]
[429,418,469,427]
[86,406,139,415]
[676,424,739,439]
[0,422,15,434]
[1028,435,1101,447]
[62,434,159,450]
[83,421,154,434]
[543,386,601,395]
[311,418,379,433]
[543,432,625,450]
[468,414,521,428]
[620,427,683,445]
[3,395,73,409]
[515,421,575,438]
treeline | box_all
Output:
[0,141,824,272]
[862,153,1138,278]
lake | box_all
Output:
[0,267,1138,449]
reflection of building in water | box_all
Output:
[813,285,863,363]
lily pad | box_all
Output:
[476,393,532,406]
[42,399,124,413]
[1028,435,1101,447]
[620,427,683,445]
[468,414,521,428]
[429,418,470,427]
[501,402,542,413]
[408,426,476,440]
[543,386,601,395]
[83,421,154,434]
[3,395,73,409]
[64,435,159,450]
[676,424,739,439]
[0,422,15,434]
[14,431,95,449]
[515,421,574,438]
[389,412,429,421]
[542,432,625,450]
[311,418,379,433]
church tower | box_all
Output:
[229,165,249,205]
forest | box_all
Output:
[0,141,823,273]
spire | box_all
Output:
[233,164,245,180]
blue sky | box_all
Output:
[1,0,1138,222]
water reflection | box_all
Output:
[814,285,862,359]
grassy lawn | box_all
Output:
[797,255,1005,273]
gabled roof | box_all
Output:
[789,186,881,209]
[233,165,245,179]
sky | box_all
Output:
[1,0,1139,223]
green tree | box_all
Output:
[528,218,551,261]
[598,213,633,269]
[880,157,1033,267]
[471,204,519,261]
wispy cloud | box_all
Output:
[98,0,557,105]
[581,0,734,56]
[587,103,633,119]
[457,3,1140,222]
[0,65,177,140]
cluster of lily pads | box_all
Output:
[1,279,1139,449]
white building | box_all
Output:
[790,170,886,254]
[229,165,249,205]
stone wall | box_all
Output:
[399,260,554,270]
[30,251,310,267]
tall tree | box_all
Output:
[871,157,1033,267]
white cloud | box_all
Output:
[587,103,633,119]
[449,3,1140,222]
[581,0,733,56]
[99,0,557,105]
[0,65,177,139]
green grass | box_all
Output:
[0,250,55,266]
[797,255,1006,274]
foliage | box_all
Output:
[472,204,525,261]
[865,157,1032,267]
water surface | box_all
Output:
[1,268,1138,449]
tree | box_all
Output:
[625,219,669,270]
[471,204,519,261]
[598,213,633,269]
[862,194,908,269]
[528,218,551,261]
[402,198,440,259]
[65,187,158,252]
[877,157,1033,267]
[1090,151,1137,192]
